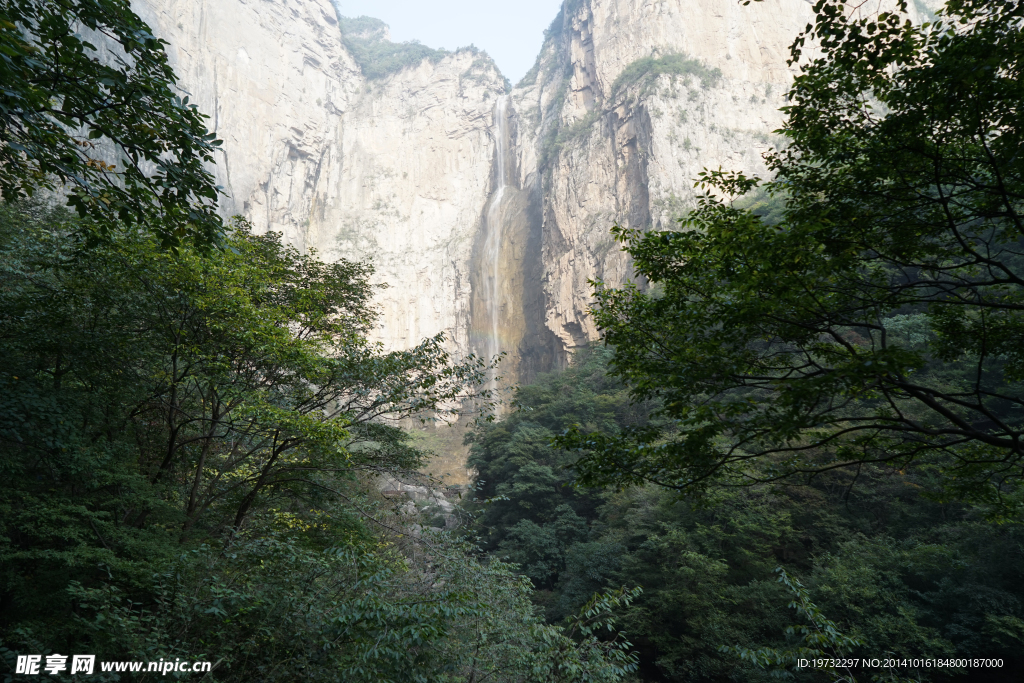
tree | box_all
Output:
[0,0,223,248]
[67,528,639,683]
[0,202,485,556]
[466,347,653,591]
[0,204,475,657]
[0,204,642,682]
[471,348,1024,681]
[721,568,865,683]
[558,0,1024,510]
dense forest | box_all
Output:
[0,203,641,681]
[467,347,1024,682]
[2,0,1023,681]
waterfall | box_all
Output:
[482,95,509,404]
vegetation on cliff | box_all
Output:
[338,15,449,81]
[609,54,722,98]
[337,14,500,85]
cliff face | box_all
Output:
[133,0,819,383]
[134,0,506,364]
[508,0,814,361]
[304,53,505,357]
[132,0,359,245]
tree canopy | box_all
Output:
[0,0,223,248]
[0,203,642,682]
[558,0,1024,512]
[467,347,1024,682]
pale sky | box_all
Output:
[331,0,565,84]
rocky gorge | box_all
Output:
[119,0,835,478]
[132,0,821,380]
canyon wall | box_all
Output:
[133,0,506,365]
[507,0,814,362]
[133,0,825,386]
[133,0,358,243]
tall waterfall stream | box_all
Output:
[482,95,509,406]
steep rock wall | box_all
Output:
[134,0,507,368]
[133,0,360,247]
[305,54,506,356]
[131,0,857,383]
[508,0,815,361]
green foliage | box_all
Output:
[0,202,478,543]
[731,185,786,226]
[722,568,864,681]
[537,51,720,169]
[62,528,636,683]
[0,203,640,681]
[338,15,390,41]
[610,54,722,98]
[467,347,655,588]
[471,348,1024,681]
[558,0,1024,512]
[543,5,566,41]
[0,199,460,627]
[0,0,223,249]
[339,15,457,81]
[539,111,601,170]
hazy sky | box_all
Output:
[332,0,564,84]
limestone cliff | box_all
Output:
[134,0,506,365]
[132,0,833,384]
[132,0,359,246]
[506,0,816,362]
[305,52,506,357]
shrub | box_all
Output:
[339,15,448,81]
[610,53,722,97]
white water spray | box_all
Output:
[482,95,509,404]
